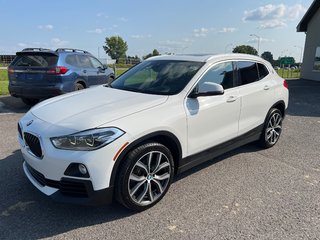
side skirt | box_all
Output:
[177,124,264,174]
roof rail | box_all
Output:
[22,48,52,52]
[55,48,90,54]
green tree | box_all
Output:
[143,49,160,60]
[103,36,128,63]
[261,51,274,65]
[232,45,258,55]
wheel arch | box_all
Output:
[75,79,87,88]
[109,131,183,188]
[270,100,286,118]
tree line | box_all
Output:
[103,35,296,66]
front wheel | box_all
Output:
[116,142,174,211]
[259,108,283,148]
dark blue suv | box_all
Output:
[8,48,115,105]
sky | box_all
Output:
[0,0,314,62]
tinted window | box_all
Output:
[78,55,93,68]
[65,55,78,67]
[257,63,269,79]
[237,61,259,85]
[89,57,103,68]
[198,62,234,90]
[111,60,204,95]
[13,53,58,67]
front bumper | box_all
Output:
[23,161,113,205]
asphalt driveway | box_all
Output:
[0,79,320,240]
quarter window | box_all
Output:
[198,62,235,90]
[257,63,269,79]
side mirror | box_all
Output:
[98,66,105,72]
[189,82,224,98]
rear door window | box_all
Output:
[13,54,58,67]
[236,61,259,86]
[78,55,93,68]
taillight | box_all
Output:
[47,66,69,75]
[283,80,288,89]
[8,68,15,74]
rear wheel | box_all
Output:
[75,83,85,91]
[21,98,39,106]
[116,142,174,211]
[259,108,283,148]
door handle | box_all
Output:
[226,96,238,103]
[264,85,270,90]
[83,70,87,73]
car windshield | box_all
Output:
[110,60,204,95]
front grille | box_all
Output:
[24,132,42,158]
[25,162,88,198]
[18,123,22,139]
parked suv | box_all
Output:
[18,54,288,211]
[8,48,114,105]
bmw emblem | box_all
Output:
[26,120,33,126]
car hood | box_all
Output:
[31,86,168,130]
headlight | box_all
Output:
[51,128,125,151]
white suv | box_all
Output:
[18,54,289,211]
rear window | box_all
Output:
[13,53,58,67]
[237,61,259,85]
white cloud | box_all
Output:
[259,20,287,29]
[51,38,69,47]
[247,37,275,43]
[219,27,237,33]
[17,43,27,47]
[97,12,108,18]
[119,17,128,22]
[193,27,210,37]
[131,34,152,39]
[87,28,106,34]
[38,24,53,30]
[243,4,307,29]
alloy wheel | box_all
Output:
[128,151,171,206]
[265,112,282,145]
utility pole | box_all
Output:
[250,34,261,55]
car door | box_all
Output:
[185,61,241,156]
[88,56,108,85]
[235,61,275,135]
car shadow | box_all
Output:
[286,79,320,117]
[0,150,134,240]
[0,96,30,113]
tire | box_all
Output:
[259,108,283,148]
[116,142,174,211]
[21,98,39,106]
[75,83,85,91]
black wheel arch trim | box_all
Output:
[109,131,182,188]
[268,100,286,119]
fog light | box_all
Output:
[78,164,87,175]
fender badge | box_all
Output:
[26,120,33,126]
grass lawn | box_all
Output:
[276,69,300,79]
[0,69,9,95]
